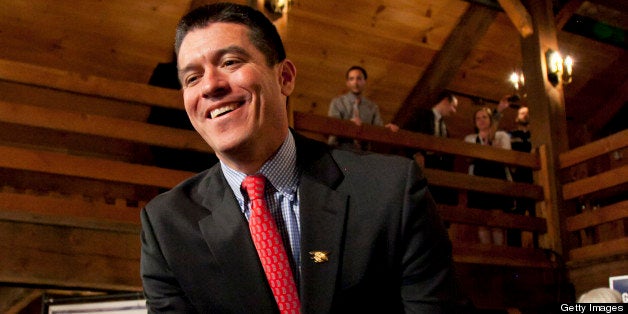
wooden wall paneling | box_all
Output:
[0,123,150,163]
[4,209,138,255]
[292,0,467,50]
[287,40,430,87]
[0,101,209,153]
[287,12,436,66]
[0,220,141,291]
[0,0,186,83]
[0,81,153,122]
[0,145,195,189]
[0,169,160,205]
[0,191,141,232]
[0,59,183,111]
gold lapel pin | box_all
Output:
[309,251,330,263]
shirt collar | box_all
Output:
[432,107,443,121]
[221,132,299,203]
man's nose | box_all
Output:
[201,69,229,98]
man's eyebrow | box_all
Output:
[178,45,252,78]
[218,45,251,59]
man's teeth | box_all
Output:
[210,104,239,119]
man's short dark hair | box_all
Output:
[346,65,368,80]
[174,2,286,66]
[436,91,455,103]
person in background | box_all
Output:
[405,91,459,205]
[327,65,399,150]
[508,106,533,195]
[577,287,623,303]
[140,3,465,313]
[464,107,513,245]
[494,99,535,246]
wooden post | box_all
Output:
[520,0,570,255]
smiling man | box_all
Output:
[140,3,463,313]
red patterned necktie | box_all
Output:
[242,175,301,313]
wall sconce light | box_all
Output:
[264,0,292,14]
[563,55,573,84]
[545,49,573,86]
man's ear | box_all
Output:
[279,59,296,96]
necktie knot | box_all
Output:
[242,174,266,201]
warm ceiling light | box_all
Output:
[509,71,525,91]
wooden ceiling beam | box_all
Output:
[497,0,534,37]
[555,0,584,30]
[393,3,498,127]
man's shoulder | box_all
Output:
[330,92,351,103]
[332,149,413,174]
[145,165,220,211]
[417,107,435,117]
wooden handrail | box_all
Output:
[559,129,628,168]
[568,238,628,261]
[453,243,553,268]
[294,111,540,169]
[559,130,628,264]
[425,168,543,200]
[439,205,547,232]
[565,200,628,232]
[562,164,628,200]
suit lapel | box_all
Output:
[197,170,277,312]
[299,175,347,313]
[294,133,348,313]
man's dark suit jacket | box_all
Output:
[406,107,437,136]
[140,132,461,313]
